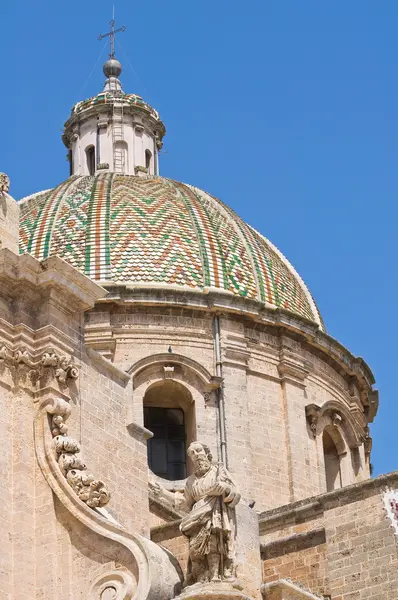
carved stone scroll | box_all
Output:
[49,404,110,509]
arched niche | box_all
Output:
[305,401,366,490]
[305,401,363,449]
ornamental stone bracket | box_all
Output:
[278,359,309,387]
[0,342,79,393]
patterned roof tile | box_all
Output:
[18,175,323,328]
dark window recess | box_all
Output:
[86,146,95,176]
[144,407,187,480]
[145,149,152,170]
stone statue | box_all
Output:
[151,441,241,586]
[0,173,10,195]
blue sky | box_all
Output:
[2,1,397,476]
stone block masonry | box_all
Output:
[260,472,398,600]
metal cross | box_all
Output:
[98,12,126,59]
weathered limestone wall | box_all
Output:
[260,472,398,600]
[0,250,176,599]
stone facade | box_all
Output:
[2,17,396,599]
[0,175,395,598]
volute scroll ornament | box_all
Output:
[88,570,136,600]
[49,401,110,509]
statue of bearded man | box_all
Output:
[151,441,241,586]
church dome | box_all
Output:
[18,174,323,329]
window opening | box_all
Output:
[144,406,187,481]
[323,429,342,492]
[86,146,95,176]
[145,149,152,172]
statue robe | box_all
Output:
[179,464,240,560]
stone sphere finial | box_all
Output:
[103,58,122,79]
[0,173,10,195]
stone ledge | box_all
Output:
[149,497,184,525]
[174,581,254,600]
[260,527,326,560]
[259,470,398,533]
[0,249,105,312]
[261,579,323,599]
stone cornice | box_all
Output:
[0,250,105,313]
[85,346,130,384]
[92,285,376,413]
[260,527,326,560]
[63,99,166,149]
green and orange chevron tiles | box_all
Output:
[18,174,323,328]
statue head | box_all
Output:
[187,441,213,476]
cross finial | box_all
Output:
[98,10,126,59]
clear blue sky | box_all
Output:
[2,1,397,476]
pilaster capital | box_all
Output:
[278,357,309,386]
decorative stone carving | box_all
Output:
[203,392,211,404]
[0,172,10,195]
[50,406,110,508]
[135,165,148,175]
[88,570,136,600]
[0,341,79,388]
[331,412,342,428]
[42,348,79,383]
[153,441,241,588]
[163,365,174,379]
[305,405,320,438]
[35,397,183,600]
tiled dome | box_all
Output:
[19,174,323,328]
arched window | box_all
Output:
[143,380,195,481]
[323,428,342,492]
[86,145,95,176]
[145,149,152,173]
